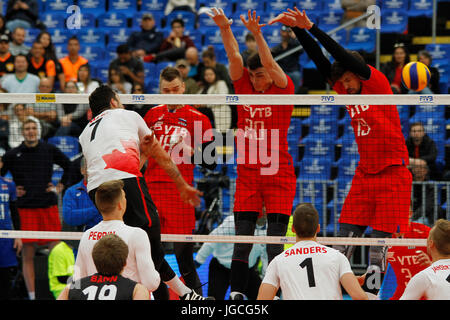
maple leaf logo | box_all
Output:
[102,139,142,177]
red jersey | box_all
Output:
[387,222,431,300]
[233,68,295,170]
[333,65,409,174]
[143,105,213,184]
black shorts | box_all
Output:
[88,176,161,235]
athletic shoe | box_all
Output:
[230,292,246,300]
[180,290,215,300]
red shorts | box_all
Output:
[148,181,195,234]
[233,165,296,216]
[339,165,412,233]
[18,205,61,244]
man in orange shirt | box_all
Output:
[0,34,15,77]
[28,41,56,89]
[59,36,88,90]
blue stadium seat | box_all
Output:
[318,11,343,31]
[108,0,138,18]
[104,44,118,61]
[381,0,409,10]
[266,0,295,13]
[54,44,68,60]
[79,46,105,62]
[347,27,376,52]
[425,44,450,61]
[183,29,203,49]
[24,28,41,46]
[409,0,433,17]
[409,116,446,142]
[304,117,339,140]
[380,10,408,34]
[303,138,336,161]
[233,27,251,49]
[201,0,233,15]
[413,105,445,119]
[336,158,358,181]
[298,181,326,206]
[144,63,156,79]
[204,28,225,47]
[340,139,360,162]
[262,27,282,46]
[198,13,220,28]
[235,0,265,13]
[302,104,341,126]
[297,0,323,14]
[288,142,300,164]
[79,13,97,29]
[299,157,333,180]
[396,105,410,122]
[79,28,106,46]
[44,0,72,12]
[108,28,133,46]
[287,117,303,143]
[77,0,106,15]
[329,29,347,45]
[323,0,345,14]
[46,28,74,45]
[93,60,111,83]
[141,0,167,12]
[98,12,128,29]
[327,178,352,212]
[41,13,66,29]
[145,79,160,94]
[48,136,80,159]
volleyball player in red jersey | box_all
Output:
[143,67,215,294]
[207,8,296,299]
[270,8,412,294]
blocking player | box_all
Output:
[400,219,450,300]
[257,203,368,300]
[207,8,297,300]
[79,85,209,300]
[143,66,216,294]
[270,8,411,294]
[59,233,150,300]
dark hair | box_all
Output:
[95,180,125,214]
[159,66,183,83]
[391,45,410,66]
[116,44,130,55]
[77,63,92,83]
[202,46,216,60]
[68,35,79,43]
[410,121,425,132]
[330,50,366,83]
[36,31,57,61]
[171,18,184,28]
[430,219,450,256]
[245,33,255,42]
[89,84,118,117]
[14,53,28,62]
[418,50,432,64]
[92,234,128,276]
[292,203,319,238]
[247,52,263,70]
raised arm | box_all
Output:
[241,10,287,88]
[206,8,244,81]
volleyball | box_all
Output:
[401,61,431,92]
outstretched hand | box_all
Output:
[205,7,233,28]
[269,7,314,30]
[240,10,266,34]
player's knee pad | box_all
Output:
[368,230,391,272]
[333,223,366,259]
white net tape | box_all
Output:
[0,93,448,105]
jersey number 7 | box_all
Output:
[89,118,103,141]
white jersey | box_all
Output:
[79,108,153,192]
[262,240,353,300]
[74,220,160,292]
[400,258,450,300]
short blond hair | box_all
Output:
[430,219,450,256]
[95,180,124,214]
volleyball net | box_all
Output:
[0,93,448,249]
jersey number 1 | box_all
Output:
[300,257,316,287]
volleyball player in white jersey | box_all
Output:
[73,180,160,293]
[79,85,208,300]
[257,203,368,300]
[400,219,450,300]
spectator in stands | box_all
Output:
[36,31,65,91]
[410,161,445,227]
[26,77,58,138]
[27,41,56,90]
[201,46,234,93]
[59,36,88,90]
[406,122,438,179]
[62,157,101,231]
[271,25,303,93]
[0,154,22,300]
[144,18,196,63]
[109,44,145,87]
[0,34,15,78]
[0,15,11,40]
[1,54,40,93]
[76,63,100,94]
[108,67,132,94]
[55,81,90,137]
[195,214,267,300]
[185,46,204,82]
[8,26,29,56]
[127,13,163,59]
[381,43,410,94]
[175,58,199,94]
[341,0,376,28]
[5,0,38,31]
[1,117,71,300]
[7,103,41,148]
[241,32,257,68]
[198,66,231,133]
[164,0,196,15]
[417,50,440,94]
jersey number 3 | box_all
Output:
[300,257,316,287]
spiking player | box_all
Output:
[207,8,296,300]
[270,8,411,295]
